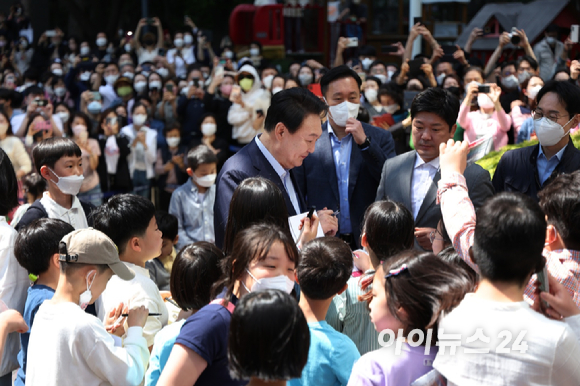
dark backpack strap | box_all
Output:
[79,200,96,227]
[15,200,48,231]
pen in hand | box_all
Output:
[121,313,161,317]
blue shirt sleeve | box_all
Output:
[175,304,230,365]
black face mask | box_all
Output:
[445,86,461,99]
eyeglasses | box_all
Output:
[105,117,118,125]
[531,109,569,123]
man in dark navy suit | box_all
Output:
[214,87,338,248]
[294,65,397,249]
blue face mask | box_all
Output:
[87,101,102,115]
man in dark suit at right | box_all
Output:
[493,80,580,201]
[376,87,494,251]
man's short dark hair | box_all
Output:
[186,145,218,171]
[155,210,178,241]
[264,87,327,134]
[15,218,74,276]
[536,80,580,117]
[32,137,82,175]
[24,86,44,98]
[538,171,580,251]
[0,88,13,104]
[297,237,353,300]
[472,192,546,286]
[517,55,539,72]
[369,60,386,71]
[410,87,460,130]
[0,148,18,215]
[320,65,362,97]
[91,194,156,255]
[23,173,47,199]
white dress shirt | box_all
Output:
[255,136,301,214]
[410,155,440,220]
[98,262,169,348]
[39,191,88,229]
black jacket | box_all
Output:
[492,139,580,201]
[96,134,133,195]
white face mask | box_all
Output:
[54,87,66,97]
[477,93,495,109]
[375,74,388,84]
[546,36,556,45]
[436,73,446,85]
[123,72,134,80]
[48,167,84,195]
[192,173,217,188]
[298,73,313,86]
[157,68,169,78]
[166,137,181,147]
[384,104,399,115]
[52,68,63,77]
[518,71,532,84]
[72,124,87,137]
[501,75,519,89]
[224,51,234,59]
[262,75,274,89]
[181,86,189,96]
[527,85,542,101]
[184,35,194,45]
[534,116,573,146]
[57,111,70,123]
[362,57,373,70]
[365,89,378,103]
[134,81,147,93]
[250,48,260,57]
[87,101,102,115]
[79,271,97,310]
[124,43,132,52]
[133,114,147,127]
[96,37,107,47]
[80,46,90,56]
[149,80,162,89]
[105,74,119,86]
[80,72,91,82]
[326,99,359,127]
[243,269,294,294]
[201,123,217,136]
[272,86,283,95]
[174,38,184,47]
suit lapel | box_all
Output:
[399,151,415,212]
[415,169,441,224]
[319,122,340,203]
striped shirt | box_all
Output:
[326,271,381,355]
[437,172,580,307]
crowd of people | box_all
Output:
[0,2,580,385]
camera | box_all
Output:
[508,27,520,45]
[478,85,490,94]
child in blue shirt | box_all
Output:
[13,218,75,386]
[289,237,361,386]
[169,145,218,250]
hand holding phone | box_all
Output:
[346,37,359,48]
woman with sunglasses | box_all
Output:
[96,108,133,200]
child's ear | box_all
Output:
[361,232,368,248]
[396,306,408,321]
[186,168,193,177]
[130,236,142,253]
[337,283,348,295]
[173,235,179,245]
[51,253,60,269]
[545,224,558,245]
[39,165,52,181]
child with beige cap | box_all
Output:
[26,228,151,386]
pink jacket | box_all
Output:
[458,104,512,151]
[510,106,531,139]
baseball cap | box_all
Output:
[58,228,135,281]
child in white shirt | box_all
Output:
[26,228,150,386]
